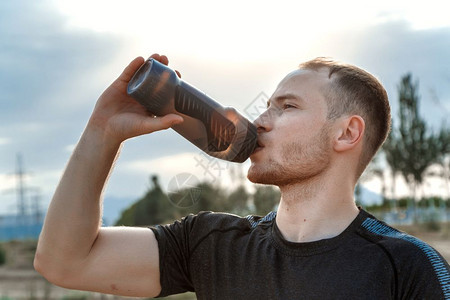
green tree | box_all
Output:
[115,202,138,226]
[387,74,442,221]
[383,129,405,210]
[193,182,229,213]
[166,181,228,219]
[115,175,175,226]
[253,185,280,215]
[435,127,450,200]
[357,154,385,209]
[226,185,250,215]
[0,244,6,265]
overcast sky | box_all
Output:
[1,0,449,217]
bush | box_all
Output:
[60,292,89,300]
[0,244,6,265]
[423,212,441,232]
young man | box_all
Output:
[34,54,450,299]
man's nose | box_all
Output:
[253,109,272,132]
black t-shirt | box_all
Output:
[150,209,450,299]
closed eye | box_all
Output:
[283,103,296,109]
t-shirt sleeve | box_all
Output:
[360,214,450,299]
[396,240,450,299]
[149,213,200,297]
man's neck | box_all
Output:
[275,174,359,243]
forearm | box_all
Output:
[36,123,121,269]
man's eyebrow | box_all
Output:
[267,93,303,107]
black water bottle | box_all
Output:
[127,58,257,163]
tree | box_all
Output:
[227,185,250,215]
[115,175,174,226]
[114,174,281,226]
[383,130,405,210]
[253,185,280,216]
[435,127,450,200]
[166,181,231,218]
[385,74,442,222]
[115,202,138,226]
[0,244,6,266]
[193,181,229,212]
[357,154,385,208]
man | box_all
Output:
[34,53,450,299]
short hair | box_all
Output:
[299,57,391,178]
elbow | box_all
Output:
[33,251,49,277]
[34,251,57,284]
[34,251,73,288]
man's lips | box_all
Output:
[252,140,265,154]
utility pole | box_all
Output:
[6,153,42,225]
[16,153,27,220]
[31,193,42,224]
[1,153,43,241]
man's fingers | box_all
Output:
[149,53,169,66]
[159,55,169,66]
[160,114,184,128]
[119,56,145,83]
[152,54,178,76]
[121,53,171,83]
[141,114,184,134]
[149,53,160,60]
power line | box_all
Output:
[3,153,42,225]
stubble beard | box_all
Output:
[247,123,332,187]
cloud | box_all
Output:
[0,1,133,214]
[0,0,127,174]
[0,137,10,145]
[1,2,118,114]
[316,21,450,127]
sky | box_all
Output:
[1,0,450,220]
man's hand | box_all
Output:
[88,53,183,144]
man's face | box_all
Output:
[247,68,333,186]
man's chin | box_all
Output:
[246,166,259,183]
[247,169,274,185]
[246,173,259,184]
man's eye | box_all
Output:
[283,103,295,109]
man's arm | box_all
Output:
[34,54,183,297]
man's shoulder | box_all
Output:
[151,210,276,259]
[358,212,450,294]
[358,212,449,280]
[359,214,434,255]
[359,213,432,257]
[152,211,275,238]
[178,210,276,232]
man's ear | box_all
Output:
[333,115,365,152]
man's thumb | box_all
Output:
[157,114,184,130]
